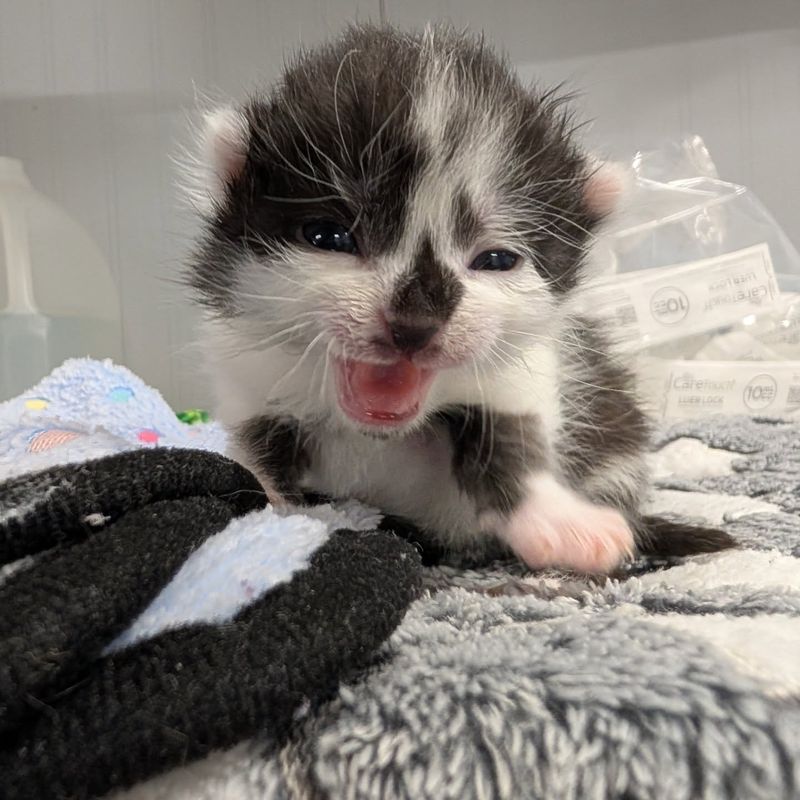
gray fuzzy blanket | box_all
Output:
[117,414,800,800]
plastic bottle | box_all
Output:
[0,157,122,400]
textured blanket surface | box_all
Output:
[2,360,799,799]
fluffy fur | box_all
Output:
[185,25,733,571]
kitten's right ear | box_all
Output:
[192,107,249,214]
[583,158,630,220]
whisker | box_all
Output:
[319,339,334,408]
[266,330,328,401]
[333,48,359,158]
[470,359,488,466]
[503,328,625,362]
[358,93,410,176]
[260,193,344,205]
[211,319,319,358]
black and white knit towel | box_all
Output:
[0,448,422,799]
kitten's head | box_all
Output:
[187,25,621,432]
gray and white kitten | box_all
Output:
[186,25,733,572]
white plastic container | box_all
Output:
[0,157,122,400]
[580,137,800,419]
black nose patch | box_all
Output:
[390,236,464,322]
[389,320,439,355]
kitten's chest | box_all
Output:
[303,424,481,541]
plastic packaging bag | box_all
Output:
[580,136,800,419]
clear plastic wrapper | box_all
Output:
[579,136,800,418]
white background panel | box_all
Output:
[1,0,797,406]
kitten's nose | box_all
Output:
[388,320,439,355]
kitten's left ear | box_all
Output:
[188,106,249,215]
[583,158,630,219]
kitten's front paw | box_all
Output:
[492,475,634,574]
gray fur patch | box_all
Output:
[390,235,464,322]
[437,408,549,515]
[306,594,800,800]
[235,414,309,501]
[654,415,793,454]
[723,512,800,557]
[655,417,800,514]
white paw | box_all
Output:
[492,474,635,574]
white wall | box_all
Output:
[1,0,799,407]
[0,0,376,407]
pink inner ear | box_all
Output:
[203,108,248,194]
[584,161,625,218]
[213,125,247,185]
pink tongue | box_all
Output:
[342,359,429,421]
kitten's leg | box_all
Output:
[557,317,651,514]
[231,415,310,505]
[481,474,634,573]
[441,407,634,573]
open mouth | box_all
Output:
[334,356,435,427]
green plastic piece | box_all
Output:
[176,408,211,425]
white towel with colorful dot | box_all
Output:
[0,358,228,481]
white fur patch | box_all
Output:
[110,740,280,799]
[107,506,330,652]
[304,423,481,547]
[650,438,738,480]
[643,612,800,698]
[493,474,634,573]
[0,483,61,526]
[631,547,800,696]
[645,489,781,526]
[637,548,800,594]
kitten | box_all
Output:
[185,25,733,571]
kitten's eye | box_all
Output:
[469,249,519,271]
[301,221,358,254]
